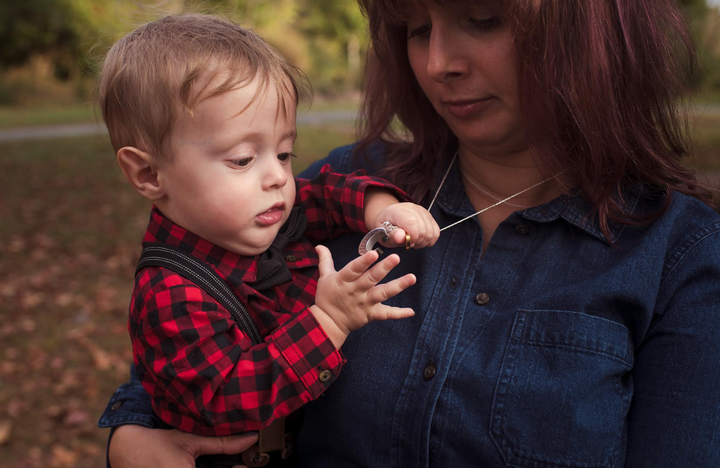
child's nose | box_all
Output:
[263,158,288,189]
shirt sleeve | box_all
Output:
[129,267,345,437]
[625,223,720,467]
[295,163,412,242]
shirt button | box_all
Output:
[319,370,333,383]
[285,255,297,262]
[111,401,123,411]
[423,364,437,381]
[475,293,490,305]
[516,224,530,235]
[450,276,458,289]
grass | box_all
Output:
[0,103,99,129]
[0,97,361,130]
[0,124,355,468]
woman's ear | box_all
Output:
[116,147,166,201]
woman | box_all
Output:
[100,0,720,466]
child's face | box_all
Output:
[156,76,297,256]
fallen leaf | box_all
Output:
[4,347,19,360]
[8,237,25,253]
[45,405,65,419]
[63,410,90,427]
[50,445,78,468]
[0,420,12,445]
[50,357,64,370]
[55,293,74,307]
[75,335,113,370]
[0,283,17,297]
[6,398,26,418]
[0,361,17,376]
[21,293,43,310]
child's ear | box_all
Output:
[116,146,165,200]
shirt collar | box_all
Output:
[432,159,638,245]
[142,206,260,285]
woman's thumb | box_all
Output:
[190,432,259,457]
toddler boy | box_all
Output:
[97,13,439,445]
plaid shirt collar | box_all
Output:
[142,206,261,287]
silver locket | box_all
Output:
[358,221,397,255]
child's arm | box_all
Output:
[130,247,416,437]
[130,272,345,436]
[296,164,413,241]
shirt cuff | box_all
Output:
[270,307,346,399]
[97,366,157,429]
[98,365,159,468]
[343,173,413,233]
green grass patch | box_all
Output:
[0,103,99,129]
[0,97,360,130]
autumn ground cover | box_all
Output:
[0,112,718,468]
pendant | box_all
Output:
[358,221,397,256]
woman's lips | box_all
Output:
[256,203,285,226]
[444,97,494,118]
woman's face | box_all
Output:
[405,1,527,157]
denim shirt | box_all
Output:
[99,144,720,468]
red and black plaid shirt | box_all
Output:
[129,164,409,436]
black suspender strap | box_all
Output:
[136,244,263,346]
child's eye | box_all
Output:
[230,157,253,167]
[277,152,296,162]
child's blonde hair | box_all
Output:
[98,14,309,158]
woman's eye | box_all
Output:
[469,16,502,32]
[230,157,253,167]
[277,152,296,162]
[407,24,431,40]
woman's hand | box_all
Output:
[108,425,258,468]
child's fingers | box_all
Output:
[315,245,336,277]
[407,213,440,249]
[429,217,440,247]
[360,253,401,288]
[368,304,415,322]
[367,273,417,303]
[391,228,407,246]
[337,250,379,282]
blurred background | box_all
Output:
[0,1,718,467]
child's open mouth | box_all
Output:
[256,203,285,226]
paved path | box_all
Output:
[0,109,359,142]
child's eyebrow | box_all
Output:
[282,129,297,142]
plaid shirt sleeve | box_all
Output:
[295,163,412,242]
[130,266,344,436]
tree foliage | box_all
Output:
[0,0,718,97]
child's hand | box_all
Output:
[310,245,416,349]
[374,203,440,249]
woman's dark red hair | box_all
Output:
[356,0,715,234]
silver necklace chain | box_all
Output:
[358,153,562,255]
[427,152,563,233]
[461,170,531,209]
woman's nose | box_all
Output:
[426,28,466,82]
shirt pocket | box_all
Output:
[490,310,633,468]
